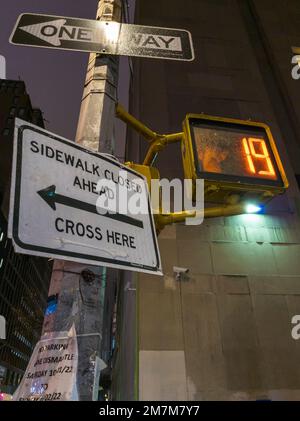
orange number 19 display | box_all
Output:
[242,137,275,177]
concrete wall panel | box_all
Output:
[123,0,300,401]
[139,351,187,401]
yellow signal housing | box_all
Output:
[182,113,288,205]
[125,162,160,191]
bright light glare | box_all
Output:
[104,22,120,43]
[245,203,262,214]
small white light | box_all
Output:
[103,22,120,44]
[245,204,262,214]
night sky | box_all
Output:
[0,0,135,154]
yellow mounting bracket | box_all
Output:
[154,204,247,232]
[115,103,253,230]
[116,103,182,166]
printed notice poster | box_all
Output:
[13,324,78,401]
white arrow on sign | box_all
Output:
[19,19,118,47]
[20,19,65,46]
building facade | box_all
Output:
[116,0,300,400]
[0,79,52,394]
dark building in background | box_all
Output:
[115,0,300,401]
[0,79,43,202]
[0,79,52,394]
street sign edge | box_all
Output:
[7,120,21,239]
[9,13,26,45]
[11,240,163,275]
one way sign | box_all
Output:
[8,119,162,275]
[10,13,194,61]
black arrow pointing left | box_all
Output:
[37,185,144,229]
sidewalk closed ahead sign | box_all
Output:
[8,119,162,275]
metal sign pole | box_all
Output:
[42,0,122,401]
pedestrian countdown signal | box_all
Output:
[182,114,288,204]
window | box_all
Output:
[18,108,26,118]
[2,128,10,136]
[295,174,300,189]
[14,86,24,95]
[6,117,13,127]
[9,107,16,116]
